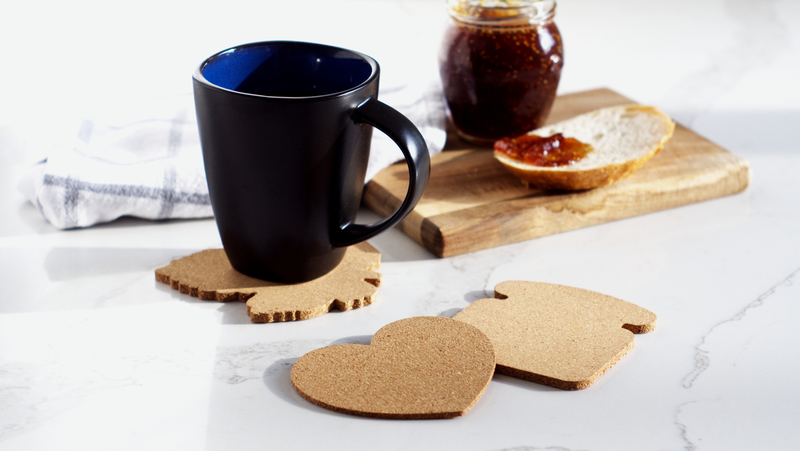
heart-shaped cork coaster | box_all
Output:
[291,316,496,419]
[454,281,656,390]
[155,242,381,323]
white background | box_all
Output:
[1,1,799,450]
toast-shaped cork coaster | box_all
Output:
[454,281,656,390]
[155,242,381,323]
[291,316,496,419]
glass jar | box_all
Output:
[439,0,564,145]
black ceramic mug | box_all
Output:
[193,41,430,283]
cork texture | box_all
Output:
[155,242,381,323]
[290,316,496,419]
[454,281,656,390]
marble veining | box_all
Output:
[674,401,698,451]
[0,342,214,442]
[682,265,800,389]
[660,0,791,126]
[488,447,579,451]
[2,0,800,449]
[214,340,330,385]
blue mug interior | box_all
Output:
[200,42,376,98]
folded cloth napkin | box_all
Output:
[19,82,446,229]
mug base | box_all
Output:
[227,248,347,284]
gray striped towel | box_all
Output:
[19,82,446,229]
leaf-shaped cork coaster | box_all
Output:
[454,281,656,390]
[291,316,496,419]
[155,242,381,323]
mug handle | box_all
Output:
[333,96,431,247]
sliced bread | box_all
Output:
[493,104,675,190]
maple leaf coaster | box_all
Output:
[290,316,496,419]
[155,242,381,323]
[454,281,657,390]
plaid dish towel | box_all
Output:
[19,83,446,229]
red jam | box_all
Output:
[439,9,563,144]
[494,133,592,167]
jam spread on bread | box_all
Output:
[439,9,563,143]
[494,133,592,167]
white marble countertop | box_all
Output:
[2,0,799,450]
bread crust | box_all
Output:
[494,105,675,191]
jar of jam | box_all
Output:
[439,0,564,145]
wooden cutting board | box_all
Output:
[362,88,751,258]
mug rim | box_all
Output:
[193,40,380,101]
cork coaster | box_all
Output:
[155,242,381,323]
[290,316,496,419]
[454,281,656,390]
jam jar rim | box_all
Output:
[447,0,556,27]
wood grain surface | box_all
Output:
[363,88,751,257]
